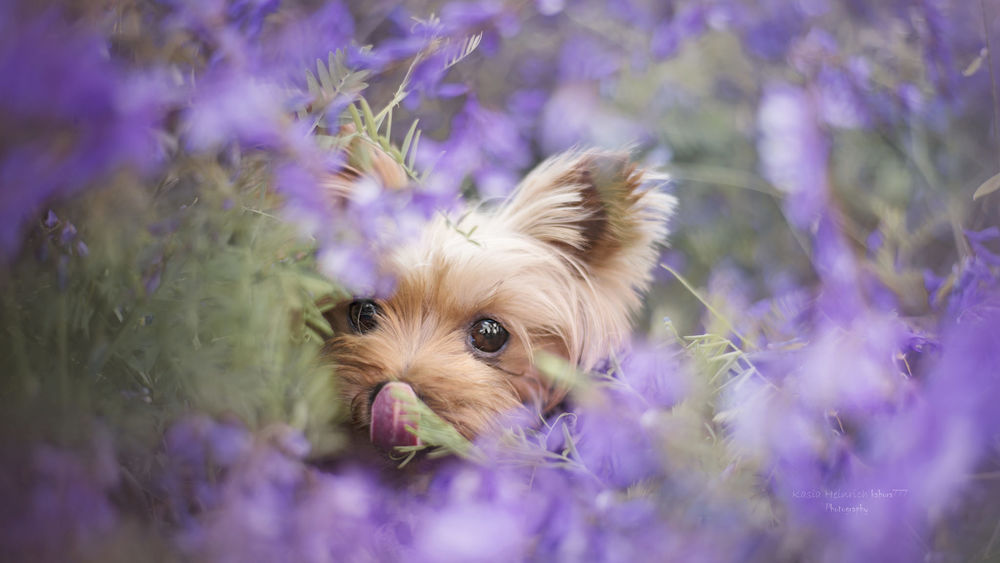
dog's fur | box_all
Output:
[323,141,675,441]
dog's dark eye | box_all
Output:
[348,300,380,334]
[469,318,508,354]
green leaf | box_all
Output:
[316,58,334,94]
[329,51,341,80]
[313,134,341,150]
[662,263,747,346]
[973,172,1000,200]
[305,70,320,98]
[401,119,420,160]
[407,129,421,170]
[377,135,392,152]
[348,103,364,133]
[444,32,483,70]
[359,97,379,140]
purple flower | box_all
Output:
[536,0,566,16]
[182,74,289,151]
[941,257,1000,321]
[227,0,281,38]
[965,227,1000,267]
[737,3,805,62]
[757,83,830,230]
[573,396,662,488]
[0,4,161,258]
[650,5,709,60]
[414,502,526,562]
[610,341,691,410]
[418,97,530,199]
[792,313,913,414]
[0,425,120,559]
[539,84,644,153]
[317,243,389,298]
[778,304,1000,561]
[558,35,621,82]
[815,65,871,129]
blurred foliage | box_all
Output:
[0,154,342,456]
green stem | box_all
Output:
[57,290,69,406]
[2,275,32,393]
[661,263,747,346]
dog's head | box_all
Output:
[323,146,675,448]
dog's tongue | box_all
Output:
[370,381,422,449]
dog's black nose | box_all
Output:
[368,381,388,408]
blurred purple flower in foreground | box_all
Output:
[0,4,161,258]
[757,83,829,231]
[0,425,119,561]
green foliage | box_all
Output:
[0,155,343,455]
[0,31,488,457]
[306,32,484,186]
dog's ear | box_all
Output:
[496,150,675,377]
[322,126,409,199]
[497,150,675,278]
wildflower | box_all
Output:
[757,83,829,230]
[0,4,160,257]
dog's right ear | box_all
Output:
[322,125,409,199]
[494,150,675,372]
[496,150,674,284]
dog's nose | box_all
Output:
[368,381,388,409]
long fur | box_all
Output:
[324,148,675,439]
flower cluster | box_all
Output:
[1,0,999,562]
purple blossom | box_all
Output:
[539,83,644,153]
[611,341,692,409]
[650,5,709,60]
[572,393,663,488]
[418,97,530,199]
[227,0,281,38]
[0,425,120,560]
[757,83,830,230]
[792,313,913,414]
[439,0,520,56]
[776,304,1000,561]
[182,75,289,151]
[558,35,621,82]
[536,0,566,16]
[317,244,388,298]
[940,257,1000,320]
[413,498,527,561]
[814,65,871,129]
[736,2,805,62]
[0,4,161,258]
[965,227,1000,267]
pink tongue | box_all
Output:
[370,382,422,449]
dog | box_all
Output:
[322,140,675,450]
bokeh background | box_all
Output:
[2,0,1000,561]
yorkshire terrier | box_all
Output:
[322,141,674,450]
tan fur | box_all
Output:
[323,148,675,439]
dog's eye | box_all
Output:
[469,318,508,354]
[348,300,380,334]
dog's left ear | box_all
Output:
[497,150,675,290]
[322,126,409,199]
